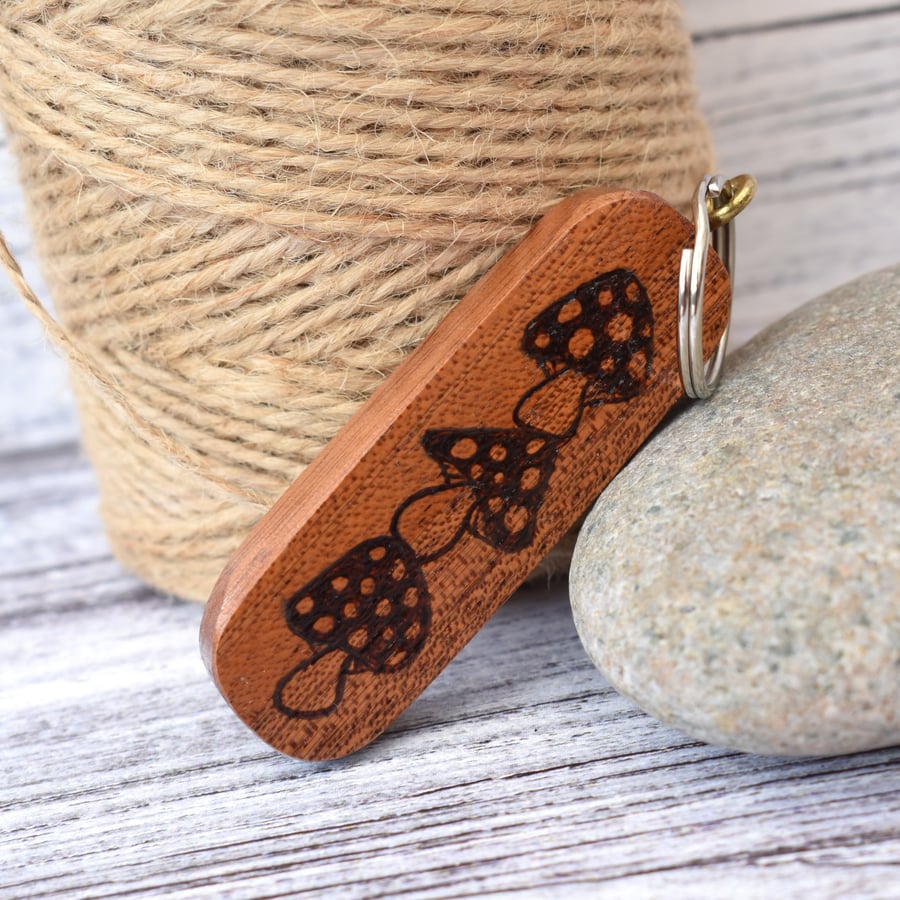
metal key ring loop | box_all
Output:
[677,174,745,399]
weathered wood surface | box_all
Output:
[689,2,900,346]
[2,2,900,897]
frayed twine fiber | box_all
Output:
[0,0,712,602]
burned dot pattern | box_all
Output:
[522,268,653,402]
[274,268,653,719]
[283,536,430,675]
[422,426,559,553]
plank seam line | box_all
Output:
[692,4,900,42]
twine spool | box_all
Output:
[0,0,713,602]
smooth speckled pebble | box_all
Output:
[570,264,900,757]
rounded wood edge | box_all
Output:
[199,189,652,667]
[199,186,694,757]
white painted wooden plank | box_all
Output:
[683,0,900,36]
[692,7,900,344]
[3,12,898,403]
[0,138,78,454]
[2,447,900,898]
[4,9,899,427]
[3,4,900,898]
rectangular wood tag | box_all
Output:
[200,187,731,760]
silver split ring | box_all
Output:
[677,174,736,400]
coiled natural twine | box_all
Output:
[0,0,713,601]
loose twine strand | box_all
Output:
[0,0,712,601]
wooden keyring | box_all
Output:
[201,178,751,760]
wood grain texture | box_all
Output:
[685,0,900,35]
[203,189,730,759]
[3,2,900,896]
[692,4,900,345]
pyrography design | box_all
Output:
[273,268,654,718]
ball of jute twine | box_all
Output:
[0,0,713,602]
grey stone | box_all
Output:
[570,264,900,756]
